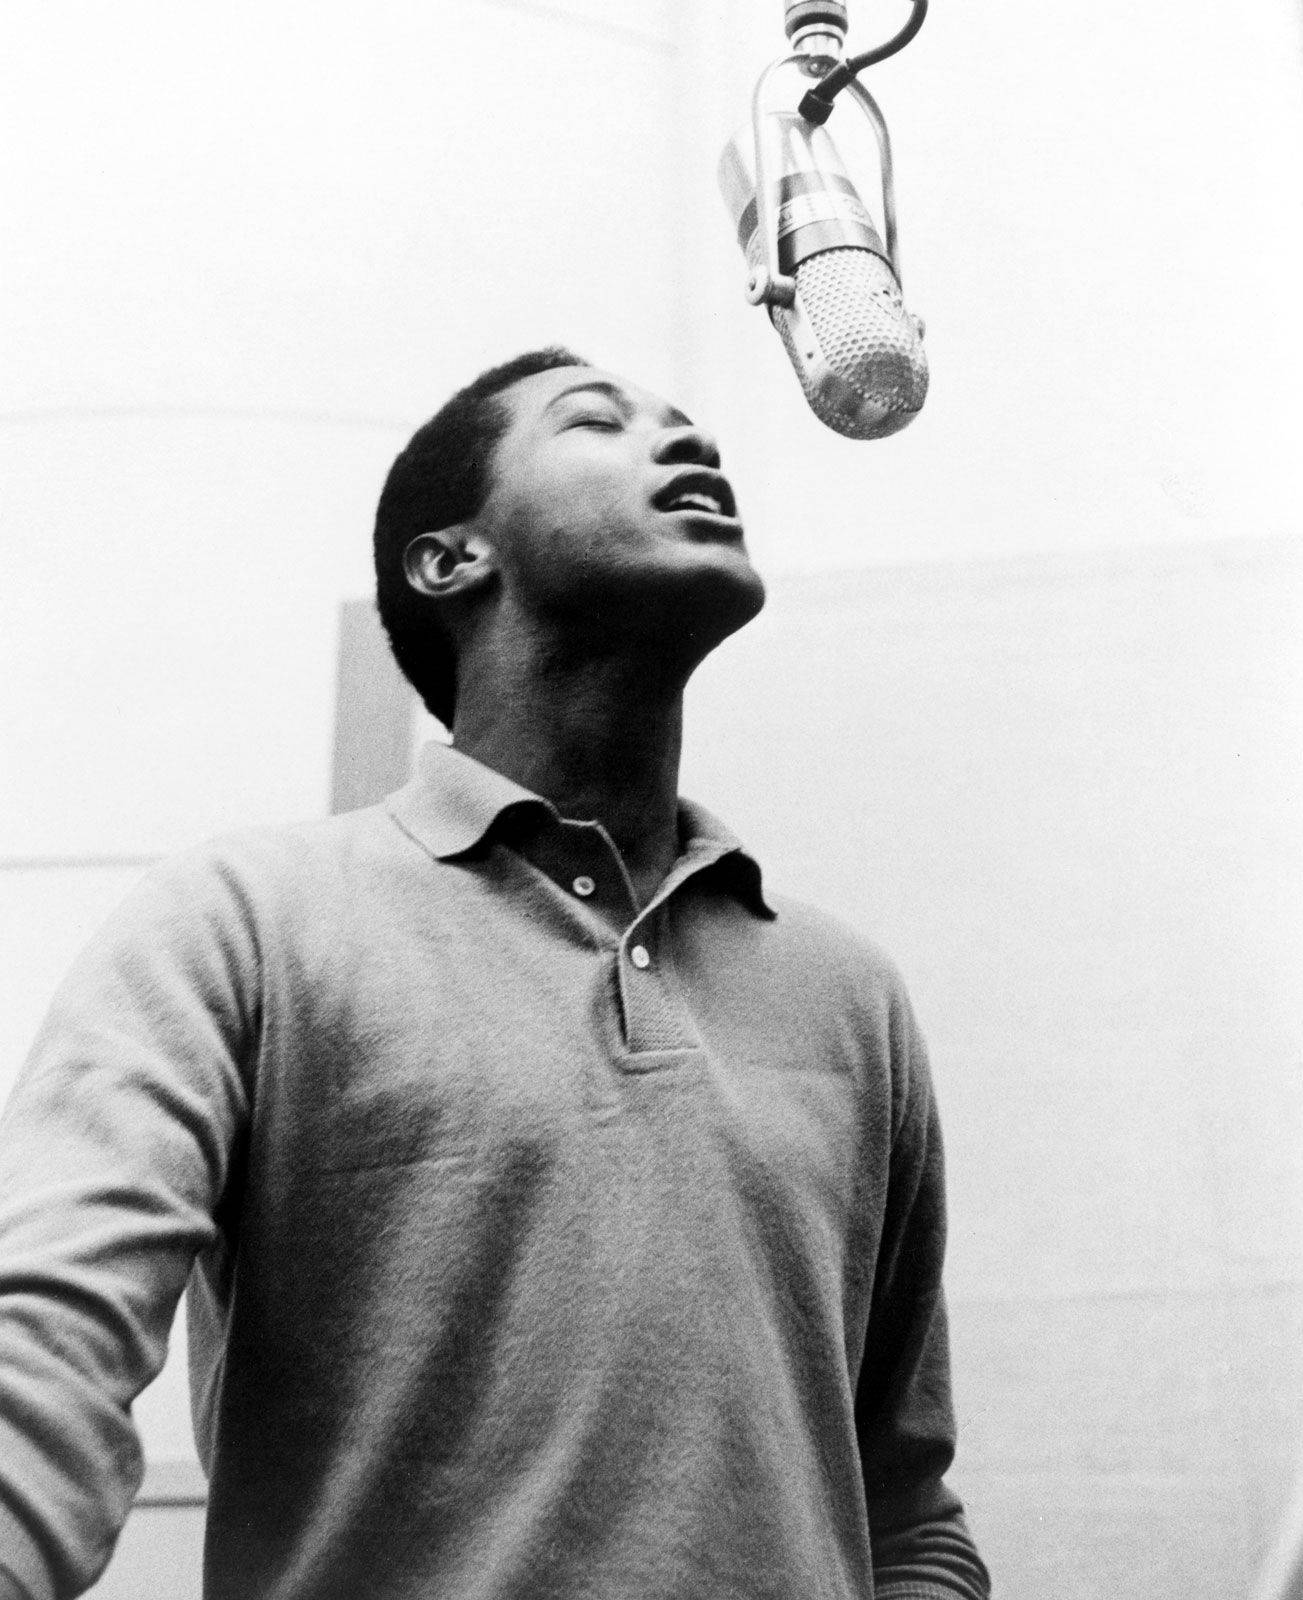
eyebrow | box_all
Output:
[542,379,693,431]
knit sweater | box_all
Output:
[0,743,989,1600]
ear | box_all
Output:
[402,526,496,601]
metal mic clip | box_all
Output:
[746,8,909,313]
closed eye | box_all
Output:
[566,413,622,431]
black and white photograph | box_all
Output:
[1,3,1301,1598]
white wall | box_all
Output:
[675,0,1303,572]
[1,0,683,869]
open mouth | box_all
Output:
[653,472,738,522]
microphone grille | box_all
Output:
[777,247,929,439]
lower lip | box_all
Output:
[661,507,744,539]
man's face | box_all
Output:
[473,366,766,659]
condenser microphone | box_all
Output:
[719,1,929,440]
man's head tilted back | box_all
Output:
[373,349,766,731]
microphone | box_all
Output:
[718,1,929,440]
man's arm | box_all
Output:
[856,986,991,1600]
[0,852,256,1600]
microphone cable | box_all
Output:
[797,0,929,126]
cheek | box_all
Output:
[495,505,604,602]
[490,457,654,603]
[526,479,639,565]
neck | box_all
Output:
[451,631,688,907]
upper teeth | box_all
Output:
[669,491,723,515]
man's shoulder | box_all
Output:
[110,801,414,942]
[752,892,931,1115]
[182,800,403,874]
[763,889,911,999]
[155,800,386,876]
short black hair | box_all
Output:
[373,346,591,728]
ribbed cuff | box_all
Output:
[876,1587,975,1600]
[0,1502,55,1600]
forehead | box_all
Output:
[498,366,692,437]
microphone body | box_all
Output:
[720,20,928,440]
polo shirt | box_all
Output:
[0,741,989,1600]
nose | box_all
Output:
[651,422,722,471]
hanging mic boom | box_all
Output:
[719,1,929,440]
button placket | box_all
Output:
[560,821,639,928]
[614,910,699,1059]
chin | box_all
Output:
[666,552,767,661]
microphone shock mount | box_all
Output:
[745,0,929,311]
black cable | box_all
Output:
[797,0,928,126]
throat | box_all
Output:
[453,662,687,906]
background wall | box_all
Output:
[684,538,1303,1598]
[2,2,1301,1597]
[675,0,1303,574]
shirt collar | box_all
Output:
[387,741,775,919]
[387,740,551,859]
[673,796,775,919]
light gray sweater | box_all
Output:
[0,744,989,1600]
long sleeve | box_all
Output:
[856,989,991,1600]
[0,852,256,1600]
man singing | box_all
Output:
[0,348,991,1600]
